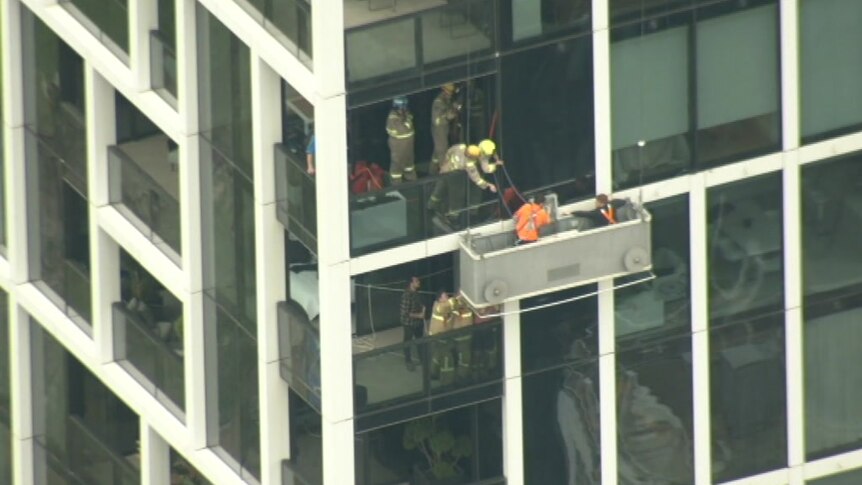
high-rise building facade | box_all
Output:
[1,0,862,484]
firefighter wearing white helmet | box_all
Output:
[428,142,502,220]
[430,83,461,175]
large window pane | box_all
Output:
[802,153,862,459]
[610,0,781,189]
[508,0,591,45]
[151,0,178,104]
[197,6,259,479]
[808,469,862,485]
[707,173,786,482]
[615,195,693,484]
[61,0,129,60]
[521,286,600,484]
[800,0,862,142]
[22,8,91,330]
[31,320,140,485]
[237,0,312,64]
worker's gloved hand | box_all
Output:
[488,183,498,193]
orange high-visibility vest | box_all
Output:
[600,206,617,225]
[515,203,551,242]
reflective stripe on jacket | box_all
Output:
[515,203,551,242]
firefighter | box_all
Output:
[386,96,416,184]
[429,291,456,384]
[430,83,461,175]
[427,141,501,222]
[514,194,552,245]
[451,295,475,382]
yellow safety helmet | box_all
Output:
[442,83,457,94]
[478,139,496,156]
[466,145,482,158]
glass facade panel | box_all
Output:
[615,195,693,484]
[151,0,178,103]
[237,0,312,63]
[197,6,259,478]
[808,469,862,485]
[799,0,862,142]
[0,292,9,485]
[707,173,786,482]
[62,0,129,59]
[31,320,140,485]
[354,400,503,485]
[508,0,591,45]
[114,251,185,415]
[802,153,862,459]
[170,448,212,485]
[522,286,600,484]
[284,389,322,485]
[22,9,92,329]
[610,0,780,189]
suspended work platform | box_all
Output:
[459,204,652,308]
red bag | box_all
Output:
[350,161,386,194]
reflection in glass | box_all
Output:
[31,321,140,485]
[610,0,780,189]
[197,6,259,479]
[614,196,693,484]
[802,154,862,459]
[522,286,599,484]
[114,251,185,415]
[354,400,503,485]
[800,0,862,142]
[61,0,129,59]
[22,9,91,328]
[707,173,785,482]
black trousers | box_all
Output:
[403,322,425,363]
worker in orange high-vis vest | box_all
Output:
[514,194,551,245]
[570,193,627,228]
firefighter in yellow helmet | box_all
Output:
[427,140,502,222]
[429,291,457,383]
[429,83,461,175]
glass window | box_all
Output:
[808,469,862,485]
[0,292,9,485]
[151,0,178,103]
[707,173,786,482]
[110,93,181,262]
[610,0,781,190]
[22,8,92,330]
[799,0,862,142]
[615,196,693,484]
[236,0,312,64]
[115,250,185,416]
[507,0,591,45]
[61,0,129,60]
[283,389,322,485]
[170,448,212,485]
[354,400,503,485]
[521,286,600,484]
[197,6,259,479]
[801,153,862,459]
[31,320,140,485]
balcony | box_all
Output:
[353,319,503,432]
[277,300,320,411]
[275,144,317,255]
[459,204,652,307]
[149,30,177,106]
[108,145,181,263]
[113,302,185,415]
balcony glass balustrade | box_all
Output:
[275,144,317,255]
[149,30,177,106]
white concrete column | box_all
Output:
[129,0,159,92]
[2,0,29,285]
[176,0,199,135]
[780,0,800,150]
[8,300,34,485]
[85,66,120,362]
[251,55,289,484]
[783,152,804,469]
[598,280,617,484]
[502,300,523,485]
[689,174,712,485]
[141,423,171,485]
[592,0,612,193]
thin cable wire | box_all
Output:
[475,273,656,319]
